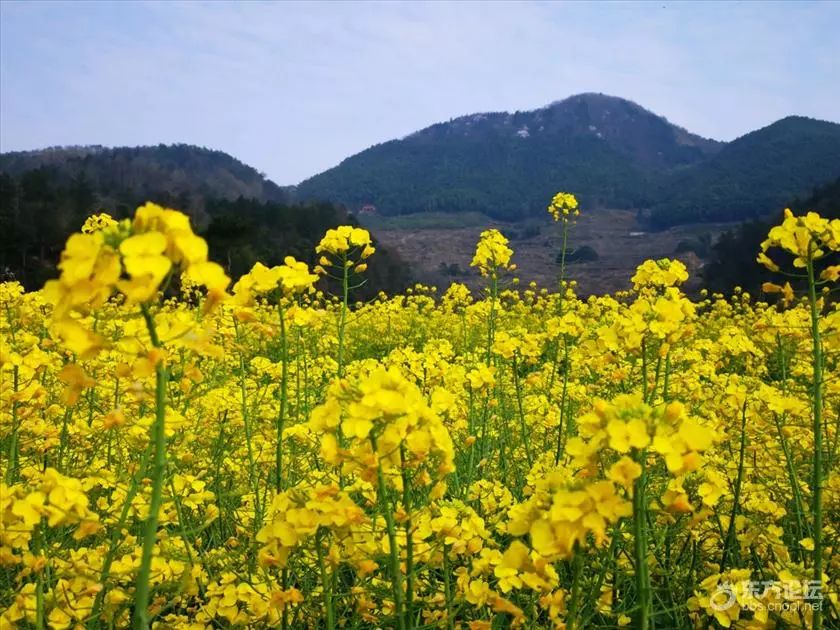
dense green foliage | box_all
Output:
[703,177,840,295]
[0,147,410,295]
[297,95,839,226]
[649,117,840,226]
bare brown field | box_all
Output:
[371,210,740,296]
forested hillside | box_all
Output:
[0,144,292,210]
[296,94,840,226]
[649,117,840,226]
[0,146,410,294]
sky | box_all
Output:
[1,1,838,186]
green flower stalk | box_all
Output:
[757,209,840,630]
[133,305,168,629]
[805,247,825,630]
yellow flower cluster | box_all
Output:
[547,192,580,222]
[2,469,100,553]
[257,483,366,568]
[310,366,455,490]
[507,470,631,560]
[631,257,689,290]
[198,576,303,626]
[80,212,117,234]
[758,208,840,270]
[314,225,375,275]
[420,500,490,558]
[491,329,544,362]
[470,228,515,277]
[232,257,318,303]
[45,202,229,319]
[570,395,716,477]
[316,225,374,256]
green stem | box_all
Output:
[234,319,261,527]
[5,366,20,484]
[720,401,748,571]
[400,446,414,629]
[463,389,476,494]
[773,335,809,547]
[165,476,208,595]
[57,406,73,471]
[554,336,570,464]
[558,221,568,315]
[87,441,154,628]
[337,255,349,377]
[511,356,533,467]
[35,522,45,630]
[133,305,168,629]
[580,526,620,627]
[373,437,406,630]
[566,547,584,629]
[315,528,336,630]
[276,300,288,492]
[772,414,809,545]
[281,568,289,630]
[442,543,455,630]
[806,253,825,630]
[633,451,651,630]
[485,274,498,366]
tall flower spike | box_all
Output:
[471,229,514,277]
[547,192,580,222]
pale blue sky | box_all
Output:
[1,1,838,185]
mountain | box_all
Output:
[295,94,840,225]
[296,93,722,220]
[648,116,840,226]
[0,144,292,216]
[0,144,410,293]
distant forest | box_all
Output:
[0,145,410,296]
[2,142,838,301]
[702,177,840,297]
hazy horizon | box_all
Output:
[2,1,838,185]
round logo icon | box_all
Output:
[710,582,737,612]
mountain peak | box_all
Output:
[544,92,643,110]
[762,114,838,131]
